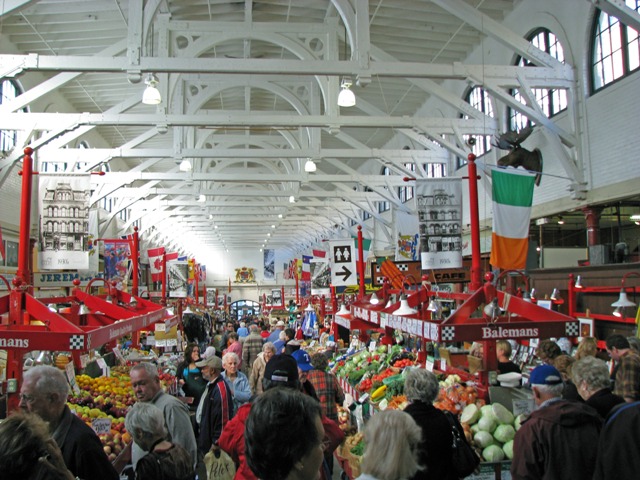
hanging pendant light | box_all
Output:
[393,294,417,315]
[336,304,350,316]
[574,275,584,289]
[304,159,317,172]
[142,73,162,105]
[337,77,356,107]
[370,292,380,305]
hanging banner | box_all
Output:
[79,209,99,275]
[38,175,91,270]
[310,259,331,296]
[329,239,357,287]
[264,248,275,279]
[271,288,282,306]
[103,239,131,288]
[416,178,463,269]
[168,260,189,298]
[147,247,165,282]
[395,210,420,261]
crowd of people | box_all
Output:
[3,314,640,480]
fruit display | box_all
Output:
[459,402,525,463]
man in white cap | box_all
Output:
[267,319,286,344]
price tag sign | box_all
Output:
[155,322,166,332]
[95,357,109,377]
[65,362,80,394]
[156,339,167,347]
[79,354,90,368]
[440,359,447,371]
[426,359,434,372]
[91,417,112,435]
[166,338,178,347]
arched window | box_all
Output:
[378,166,391,213]
[592,1,640,91]
[0,79,25,152]
[458,86,494,168]
[510,29,568,130]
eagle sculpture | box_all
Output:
[492,125,543,186]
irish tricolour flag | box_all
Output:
[490,167,536,270]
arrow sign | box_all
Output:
[330,239,358,287]
[336,265,352,282]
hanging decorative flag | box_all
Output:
[301,255,312,281]
[0,224,5,261]
[264,249,275,279]
[38,174,91,270]
[104,239,132,286]
[147,247,165,282]
[312,249,326,259]
[395,210,420,261]
[490,167,536,270]
[416,178,463,269]
[166,251,179,261]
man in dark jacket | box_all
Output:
[511,364,602,480]
[593,401,640,479]
[20,365,119,480]
[195,355,234,453]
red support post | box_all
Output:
[466,154,483,292]
[17,148,34,288]
[132,227,139,296]
[161,253,167,305]
[357,225,365,299]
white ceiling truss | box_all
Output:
[0,0,585,257]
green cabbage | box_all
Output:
[503,440,514,460]
[460,403,481,425]
[473,430,494,449]
[493,424,516,443]
[483,444,505,462]
[477,415,497,433]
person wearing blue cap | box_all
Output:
[511,364,602,480]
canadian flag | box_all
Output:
[166,251,179,261]
[147,247,165,282]
[312,249,326,259]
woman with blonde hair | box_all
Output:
[356,409,423,480]
[574,337,598,360]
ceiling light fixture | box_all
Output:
[304,158,317,172]
[197,194,206,202]
[142,73,162,105]
[337,76,356,107]
[289,195,295,203]
[179,159,192,172]
[557,216,565,225]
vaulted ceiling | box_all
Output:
[0,0,576,259]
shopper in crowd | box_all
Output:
[194,354,234,454]
[249,342,277,395]
[222,351,252,413]
[241,324,264,376]
[267,319,286,343]
[511,364,601,480]
[496,339,521,374]
[272,329,287,353]
[572,356,624,418]
[176,343,208,409]
[237,321,249,338]
[224,332,243,369]
[554,354,582,402]
[260,322,271,339]
[291,349,319,399]
[245,388,325,480]
[220,321,236,350]
[129,362,198,469]
[219,354,343,480]
[574,336,598,360]
[284,339,303,355]
[201,345,217,360]
[19,365,119,480]
[124,403,195,480]
[606,334,640,402]
[403,368,457,480]
[307,352,345,423]
[536,339,562,365]
[593,401,640,479]
[0,411,76,480]
[627,336,640,354]
[356,409,424,480]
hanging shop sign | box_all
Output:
[329,239,358,287]
[34,271,96,288]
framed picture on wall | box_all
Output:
[578,318,594,338]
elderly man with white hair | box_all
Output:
[511,364,602,480]
[222,351,252,413]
